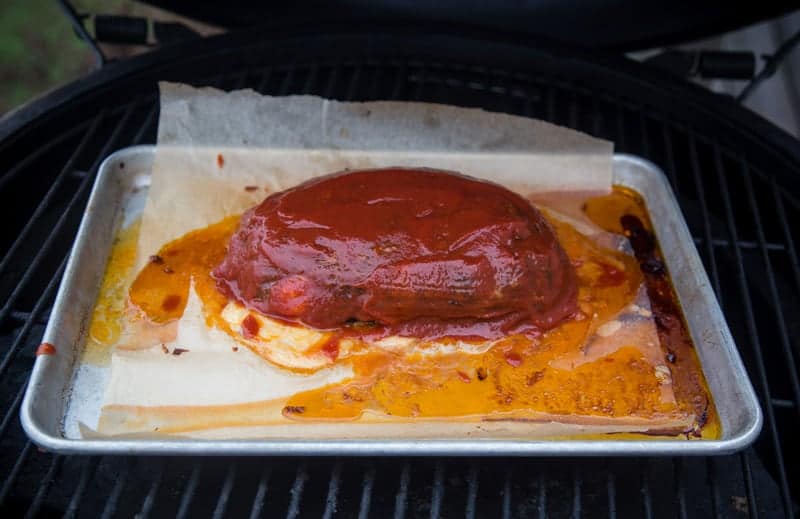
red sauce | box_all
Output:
[618,212,712,435]
[241,314,260,339]
[320,338,340,361]
[596,262,627,287]
[161,294,182,312]
[504,351,523,367]
[36,342,56,356]
[213,168,578,341]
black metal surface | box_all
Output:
[1,24,800,518]
[140,0,798,51]
[94,15,149,46]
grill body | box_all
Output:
[0,24,798,518]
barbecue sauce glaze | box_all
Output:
[212,168,578,340]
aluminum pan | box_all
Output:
[21,146,762,456]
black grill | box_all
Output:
[1,24,799,518]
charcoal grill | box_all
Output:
[1,22,799,518]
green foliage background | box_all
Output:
[0,1,126,115]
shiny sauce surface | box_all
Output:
[213,168,578,340]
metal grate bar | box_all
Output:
[590,94,602,136]
[430,461,445,519]
[324,63,340,99]
[346,65,361,101]
[302,64,319,94]
[568,92,579,129]
[213,463,237,519]
[693,237,787,251]
[394,462,411,519]
[24,455,63,519]
[248,466,271,519]
[369,64,383,100]
[614,103,626,150]
[0,102,138,326]
[521,77,538,136]
[322,462,342,519]
[286,464,308,519]
[775,181,800,210]
[706,458,721,519]
[0,441,32,505]
[0,113,103,279]
[0,380,27,441]
[176,462,202,519]
[137,460,164,519]
[711,142,793,517]
[740,452,759,519]
[278,67,296,97]
[771,179,800,304]
[537,472,547,519]
[0,257,66,381]
[0,121,92,191]
[63,456,99,519]
[640,460,653,519]
[99,457,132,519]
[687,133,721,291]
[545,85,555,122]
[660,125,680,192]
[391,62,407,100]
[522,94,535,128]
[639,112,651,157]
[234,71,249,89]
[739,163,800,410]
[465,464,478,519]
[675,459,688,519]
[133,104,157,149]
[413,65,428,99]
[357,465,375,519]
[257,68,273,93]
[501,468,511,519]
[8,309,49,325]
[607,472,616,519]
[572,470,582,519]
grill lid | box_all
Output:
[139,1,797,50]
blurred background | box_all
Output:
[1,2,798,135]
[0,0,218,116]
[0,1,123,115]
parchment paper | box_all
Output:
[137,82,613,269]
[92,83,693,439]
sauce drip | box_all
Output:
[36,342,56,356]
[128,216,240,326]
[213,168,578,340]
[241,314,260,339]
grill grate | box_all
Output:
[1,26,799,517]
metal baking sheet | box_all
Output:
[21,145,762,456]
